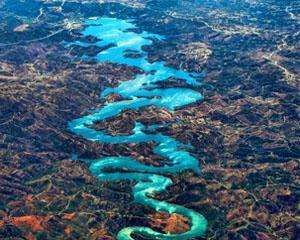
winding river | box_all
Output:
[68,18,207,239]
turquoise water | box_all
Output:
[68,18,207,239]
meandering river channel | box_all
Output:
[68,17,207,240]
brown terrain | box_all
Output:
[0,0,299,239]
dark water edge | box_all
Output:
[0,0,299,239]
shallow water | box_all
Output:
[68,17,207,240]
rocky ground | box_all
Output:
[0,0,299,239]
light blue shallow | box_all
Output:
[67,17,207,240]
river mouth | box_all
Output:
[67,17,207,239]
